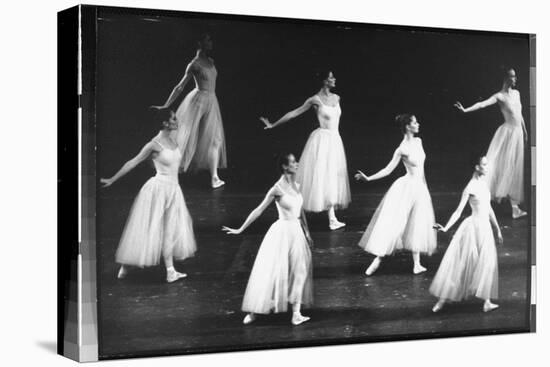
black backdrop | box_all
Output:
[96,8,530,195]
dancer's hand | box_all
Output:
[259,117,273,129]
[496,231,503,245]
[433,223,446,232]
[100,178,114,188]
[222,226,242,235]
[354,170,369,182]
[453,101,465,113]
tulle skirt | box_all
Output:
[175,89,227,172]
[242,219,313,314]
[429,215,498,301]
[115,175,197,267]
[358,175,437,256]
[296,128,351,212]
[486,122,524,203]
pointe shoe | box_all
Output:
[166,270,187,283]
[483,302,499,313]
[413,264,427,274]
[243,313,256,325]
[365,259,381,276]
[329,220,346,231]
[211,177,225,189]
[432,301,445,313]
[291,313,311,326]
[117,266,128,279]
[512,208,527,219]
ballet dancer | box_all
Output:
[454,67,528,218]
[355,114,437,276]
[222,153,313,325]
[101,109,196,283]
[260,71,351,230]
[430,154,502,313]
[151,33,227,189]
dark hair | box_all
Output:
[196,32,211,48]
[395,113,414,134]
[277,153,295,173]
[500,65,515,80]
[314,69,332,86]
[468,151,485,169]
[149,108,173,129]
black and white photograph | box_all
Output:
[4,1,547,366]
[67,4,535,359]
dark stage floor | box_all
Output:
[97,185,531,359]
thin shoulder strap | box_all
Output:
[152,139,165,150]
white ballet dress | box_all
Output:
[175,59,227,172]
[485,90,525,203]
[296,95,351,212]
[429,178,498,301]
[241,179,313,314]
[115,140,197,267]
[358,138,437,256]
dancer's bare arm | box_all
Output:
[152,62,196,110]
[454,93,499,113]
[355,147,402,182]
[435,185,471,232]
[100,142,157,187]
[222,186,279,234]
[489,206,504,244]
[260,97,317,129]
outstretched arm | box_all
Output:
[436,187,470,232]
[152,63,195,110]
[260,97,316,129]
[454,93,499,113]
[222,187,278,234]
[489,206,504,244]
[100,142,156,187]
[355,147,402,182]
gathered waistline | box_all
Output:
[153,173,179,184]
[194,87,216,95]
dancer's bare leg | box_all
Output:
[432,299,445,313]
[291,303,310,325]
[209,141,225,188]
[412,252,427,274]
[117,265,129,279]
[328,206,345,230]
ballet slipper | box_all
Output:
[413,264,427,274]
[243,313,256,325]
[512,207,527,219]
[291,313,310,325]
[365,258,381,276]
[211,177,225,189]
[166,270,187,283]
[329,220,346,231]
[483,301,499,312]
[117,266,128,279]
[432,300,445,313]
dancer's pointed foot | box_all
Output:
[329,220,346,231]
[512,207,527,219]
[117,265,128,279]
[291,313,310,325]
[483,301,499,312]
[413,264,427,274]
[243,313,256,325]
[365,258,381,276]
[211,177,225,189]
[166,270,187,283]
[432,300,445,313]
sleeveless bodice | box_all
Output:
[499,91,522,126]
[192,60,217,93]
[315,96,341,131]
[152,140,182,179]
[275,181,304,220]
[468,178,491,218]
[400,138,426,178]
